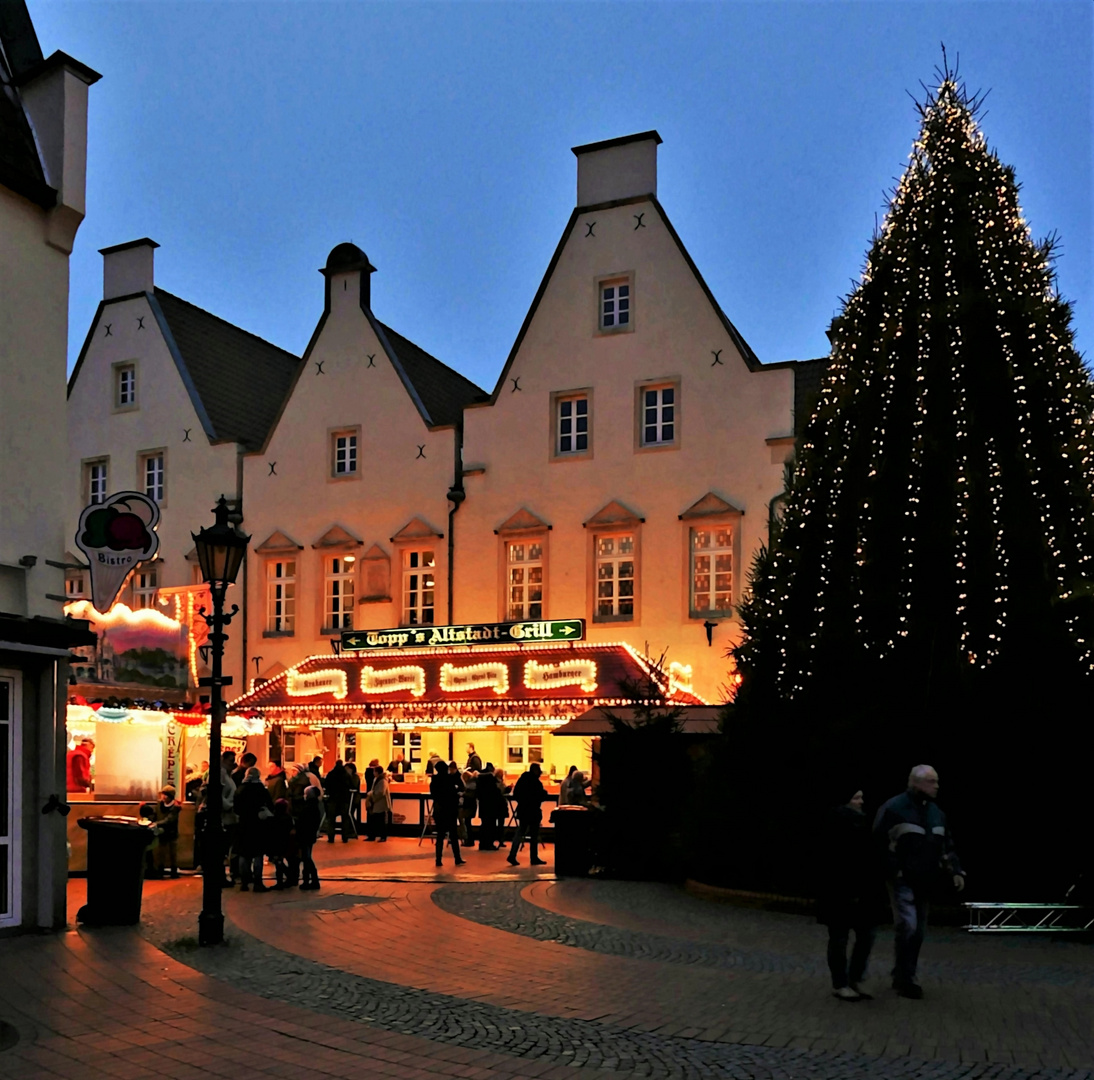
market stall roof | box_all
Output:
[555,705,723,737]
[227,642,705,728]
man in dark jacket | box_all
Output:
[430,762,465,867]
[507,763,548,866]
[234,767,275,891]
[323,759,354,843]
[475,764,502,850]
[465,743,483,772]
[873,765,965,998]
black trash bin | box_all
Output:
[77,817,156,925]
[550,806,594,876]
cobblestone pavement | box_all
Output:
[0,875,1089,1080]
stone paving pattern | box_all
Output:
[0,841,1090,1079]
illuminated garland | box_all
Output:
[439,662,509,695]
[524,659,598,694]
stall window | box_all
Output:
[402,549,435,626]
[324,555,355,631]
[266,559,296,633]
[391,731,422,766]
[341,731,357,764]
[690,526,733,616]
[506,541,543,620]
[283,731,297,765]
[506,731,545,766]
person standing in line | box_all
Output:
[460,770,478,848]
[234,767,275,892]
[308,755,325,782]
[817,787,882,1001]
[364,759,381,794]
[153,786,182,879]
[298,785,323,890]
[323,759,354,842]
[265,760,288,804]
[430,762,465,867]
[507,763,548,867]
[231,751,257,790]
[66,737,94,793]
[267,798,294,889]
[365,766,393,841]
[873,765,965,999]
[466,743,483,772]
[558,765,579,805]
[346,761,363,832]
[475,764,501,850]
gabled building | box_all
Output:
[456,132,818,705]
[239,243,485,767]
[66,239,300,692]
[0,0,97,931]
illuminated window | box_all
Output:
[115,363,136,407]
[133,567,158,609]
[283,731,297,764]
[266,560,296,633]
[595,534,635,619]
[690,527,733,616]
[85,460,108,505]
[507,541,543,621]
[506,731,544,766]
[331,430,358,477]
[324,555,355,631]
[402,549,435,626]
[557,396,589,455]
[600,279,630,330]
[640,385,675,447]
[142,453,165,503]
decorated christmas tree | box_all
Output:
[726,67,1094,895]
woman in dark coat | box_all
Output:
[817,788,882,1000]
[474,763,501,850]
[297,785,323,890]
[430,762,465,867]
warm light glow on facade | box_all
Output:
[65,599,181,635]
[360,665,427,697]
[523,658,598,693]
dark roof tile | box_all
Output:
[376,321,486,426]
[152,289,300,450]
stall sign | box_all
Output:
[341,619,585,652]
[75,491,161,614]
[162,719,180,790]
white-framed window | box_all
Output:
[133,567,158,609]
[324,555,355,631]
[115,363,136,408]
[283,730,297,765]
[595,534,635,619]
[331,430,358,477]
[641,385,675,446]
[266,559,296,633]
[402,549,435,626]
[557,396,589,455]
[600,280,630,329]
[86,460,108,505]
[142,453,165,503]
[65,573,86,599]
[690,527,733,616]
[506,541,543,621]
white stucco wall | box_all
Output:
[457,196,795,703]
[241,267,459,681]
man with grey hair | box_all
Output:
[873,765,965,998]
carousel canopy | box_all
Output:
[228,642,704,728]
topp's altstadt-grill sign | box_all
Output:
[341,619,585,652]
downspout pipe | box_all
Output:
[446,420,466,624]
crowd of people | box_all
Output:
[816,764,964,1003]
[184,743,591,889]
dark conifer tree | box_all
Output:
[728,69,1094,895]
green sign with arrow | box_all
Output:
[340,619,585,652]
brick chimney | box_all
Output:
[100,238,159,300]
[572,130,661,208]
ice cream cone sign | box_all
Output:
[75,491,161,614]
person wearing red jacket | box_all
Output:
[66,738,94,792]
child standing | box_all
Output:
[154,786,181,878]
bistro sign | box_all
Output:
[341,619,585,652]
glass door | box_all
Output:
[0,672,21,928]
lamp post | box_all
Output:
[192,496,249,946]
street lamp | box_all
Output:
[192,496,249,946]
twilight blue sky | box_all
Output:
[33,1,1092,390]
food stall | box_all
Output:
[227,640,703,832]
